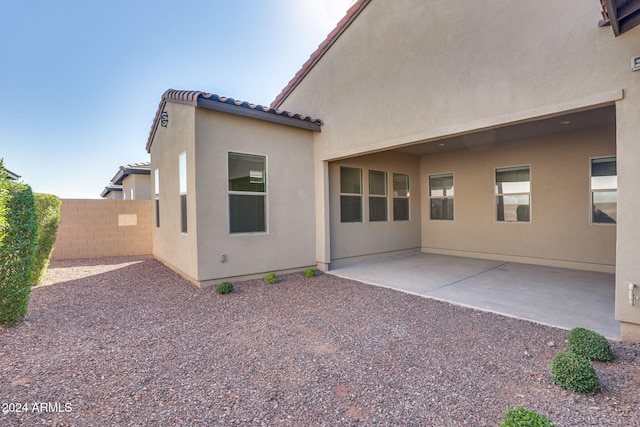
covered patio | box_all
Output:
[330,253,618,339]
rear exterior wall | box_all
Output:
[150,101,199,282]
[329,151,421,267]
[192,109,317,286]
[421,127,616,272]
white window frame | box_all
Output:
[590,156,617,225]
[368,170,388,222]
[392,172,410,221]
[429,172,454,221]
[495,165,531,223]
[339,166,363,223]
[179,152,187,234]
[227,151,268,235]
[154,168,160,228]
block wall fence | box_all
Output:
[52,199,152,260]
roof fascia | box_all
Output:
[111,167,151,185]
[197,97,322,132]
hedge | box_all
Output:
[0,182,37,326]
[0,160,8,247]
[33,193,61,285]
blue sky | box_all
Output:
[0,0,355,198]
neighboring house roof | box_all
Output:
[100,184,123,198]
[271,0,372,109]
[146,90,324,153]
[110,162,151,185]
[4,168,20,180]
[600,0,640,35]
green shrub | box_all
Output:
[567,327,612,362]
[0,159,8,248]
[216,281,233,294]
[499,407,554,427]
[0,182,38,326]
[265,272,277,284]
[551,351,599,393]
[303,268,317,278]
[33,194,61,286]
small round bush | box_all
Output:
[499,407,554,427]
[567,327,612,362]
[303,268,317,278]
[265,272,277,284]
[215,281,233,294]
[551,351,599,393]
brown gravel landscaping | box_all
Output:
[1,256,639,426]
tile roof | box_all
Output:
[146,89,323,152]
[271,0,371,109]
[3,167,20,180]
[100,184,122,198]
[110,162,151,185]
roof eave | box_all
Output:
[604,0,640,36]
[100,185,122,198]
[197,97,322,131]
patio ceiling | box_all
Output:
[602,0,640,36]
[395,105,615,156]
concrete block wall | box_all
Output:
[52,199,152,260]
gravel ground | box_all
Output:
[1,256,639,426]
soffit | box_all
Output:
[395,106,616,156]
[602,0,640,35]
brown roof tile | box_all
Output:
[146,89,322,152]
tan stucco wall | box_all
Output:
[278,0,640,339]
[149,101,199,280]
[105,191,123,200]
[191,109,316,286]
[122,174,151,200]
[52,199,152,260]
[421,127,616,272]
[329,151,421,267]
[280,0,635,160]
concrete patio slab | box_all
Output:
[330,253,619,339]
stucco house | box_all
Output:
[4,168,20,181]
[100,162,151,200]
[147,0,640,340]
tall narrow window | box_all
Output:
[591,157,616,224]
[369,170,388,222]
[228,152,266,233]
[154,168,160,228]
[179,152,187,233]
[393,173,410,221]
[340,166,362,223]
[429,173,454,220]
[496,166,530,222]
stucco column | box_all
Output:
[315,159,331,271]
[615,85,640,342]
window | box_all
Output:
[369,170,388,221]
[340,166,362,222]
[228,152,266,233]
[429,173,454,220]
[591,157,616,224]
[179,152,187,233]
[393,173,409,221]
[154,168,160,228]
[496,166,530,222]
